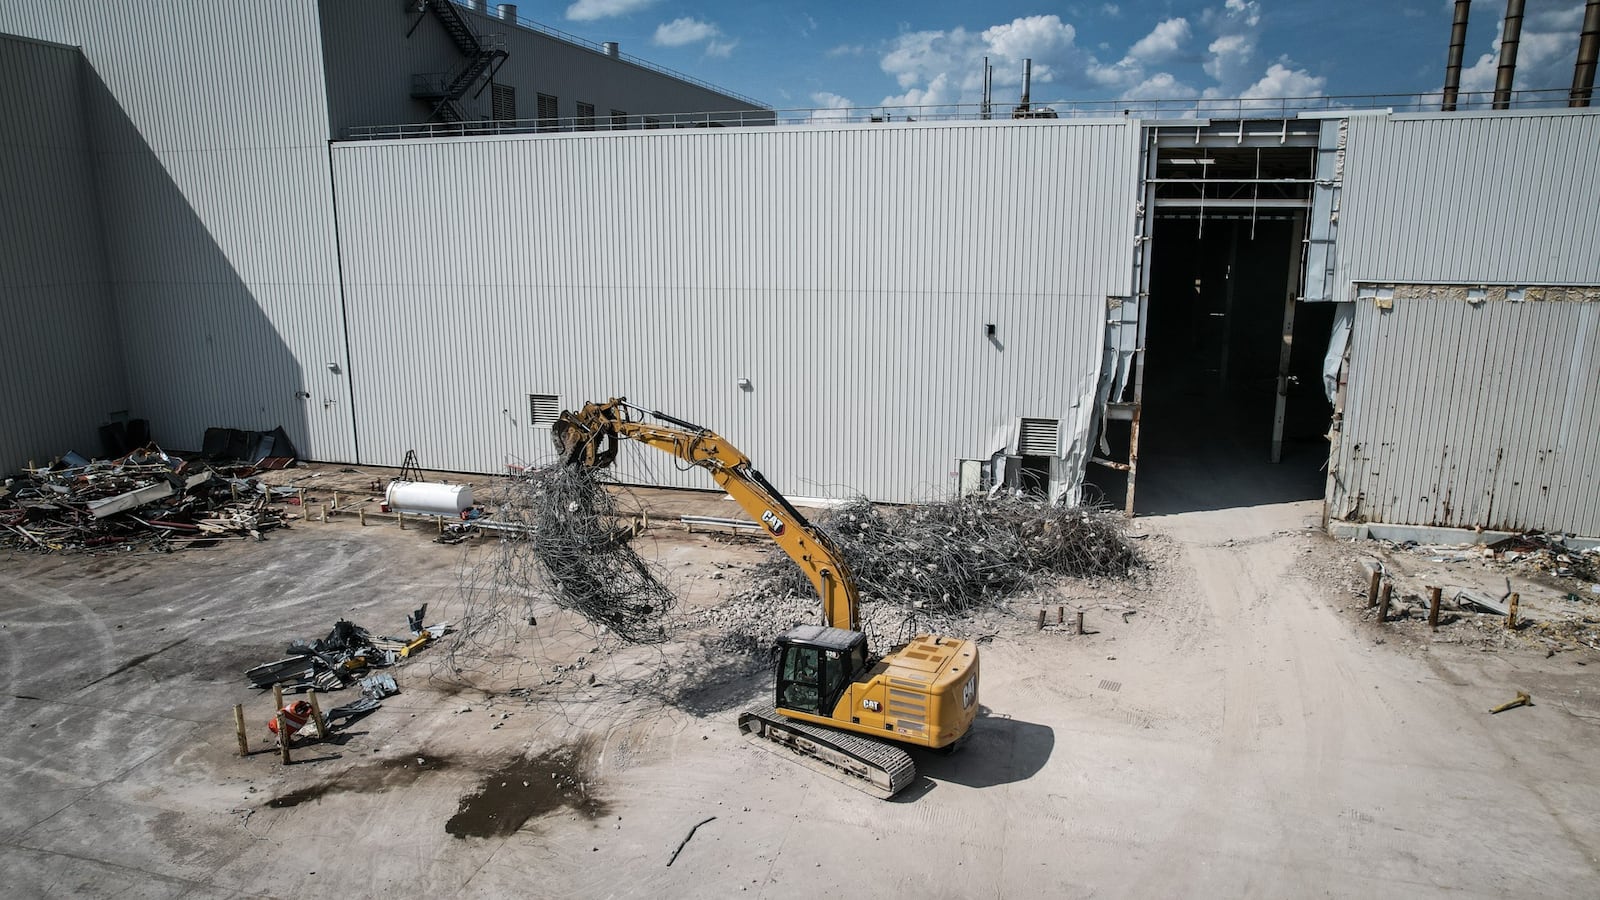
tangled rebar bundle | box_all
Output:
[740,495,1140,618]
[494,464,675,644]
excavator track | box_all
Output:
[737,705,916,799]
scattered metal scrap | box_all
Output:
[1,444,296,552]
[245,606,450,693]
[1489,691,1533,714]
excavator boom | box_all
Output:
[554,398,859,631]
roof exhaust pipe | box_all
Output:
[1442,0,1471,111]
[1573,0,1600,107]
[1493,0,1525,110]
[1020,58,1032,113]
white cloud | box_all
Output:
[1102,3,1121,16]
[981,15,1077,68]
[654,17,719,47]
[809,91,856,121]
[1126,72,1198,100]
[1224,0,1261,28]
[652,16,737,56]
[566,0,655,23]
[877,15,1086,108]
[1127,17,1190,63]
[1239,62,1326,103]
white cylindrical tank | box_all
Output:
[385,480,474,516]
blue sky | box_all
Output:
[545,0,1590,110]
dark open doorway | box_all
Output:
[1087,213,1335,515]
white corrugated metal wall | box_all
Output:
[1337,111,1600,297]
[0,35,126,472]
[0,3,354,462]
[1331,297,1600,535]
[1326,110,1600,536]
[330,121,1139,501]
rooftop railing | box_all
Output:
[342,87,1589,141]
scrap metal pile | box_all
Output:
[741,496,1140,615]
[1,446,293,552]
[492,463,675,644]
[246,607,444,694]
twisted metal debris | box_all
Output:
[490,464,675,644]
[1,447,290,552]
[739,496,1140,619]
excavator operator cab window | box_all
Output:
[778,645,822,714]
[821,649,848,707]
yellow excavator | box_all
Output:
[553,398,979,798]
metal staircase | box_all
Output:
[409,0,509,123]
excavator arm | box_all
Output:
[553,397,859,632]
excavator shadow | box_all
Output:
[894,707,1054,801]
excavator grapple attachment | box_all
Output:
[552,399,626,467]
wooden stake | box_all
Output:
[298,488,305,509]
[306,689,327,739]
[233,704,249,756]
[272,683,285,712]
[1057,605,1065,625]
[1508,592,1520,630]
[1378,580,1393,623]
[1428,586,1442,630]
[1037,609,1046,630]
[333,491,339,510]
[1368,568,1382,608]
[398,511,405,529]
[1075,610,1085,635]
[437,515,445,534]
[276,711,292,764]
[230,482,238,502]
[321,503,328,523]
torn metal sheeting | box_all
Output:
[3,447,290,552]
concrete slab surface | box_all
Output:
[2,491,1598,898]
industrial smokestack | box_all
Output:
[981,56,993,120]
[1443,0,1471,111]
[1493,0,1525,109]
[1573,0,1600,107]
[1020,58,1032,111]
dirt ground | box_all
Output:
[2,471,1598,898]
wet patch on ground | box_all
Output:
[445,737,607,838]
[265,753,454,808]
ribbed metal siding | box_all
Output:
[0,36,126,472]
[330,121,1138,500]
[1338,112,1600,299]
[1332,298,1600,535]
[0,3,354,462]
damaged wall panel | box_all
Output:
[1330,294,1600,537]
[0,36,127,474]
[331,121,1139,503]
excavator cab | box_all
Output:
[775,625,869,717]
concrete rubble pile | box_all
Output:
[739,496,1140,617]
[0,445,296,552]
[493,463,675,644]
